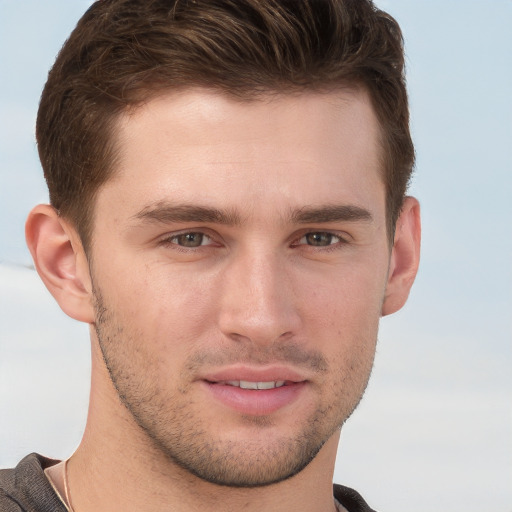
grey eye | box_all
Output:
[172,232,207,247]
[303,232,338,246]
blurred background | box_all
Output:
[1,1,511,511]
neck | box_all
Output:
[71,426,340,512]
[67,340,341,512]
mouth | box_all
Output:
[201,371,307,416]
[211,380,288,390]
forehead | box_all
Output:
[100,88,384,221]
[118,87,380,159]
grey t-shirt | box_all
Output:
[0,454,66,512]
[0,454,376,512]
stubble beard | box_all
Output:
[92,288,375,488]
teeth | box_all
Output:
[226,380,286,390]
[240,380,259,390]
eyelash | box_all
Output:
[159,231,215,251]
[293,232,346,249]
[159,230,349,252]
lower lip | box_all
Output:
[203,381,306,416]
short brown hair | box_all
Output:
[37,0,414,249]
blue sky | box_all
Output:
[1,2,511,511]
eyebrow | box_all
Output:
[132,202,242,226]
[132,202,373,227]
[290,204,373,224]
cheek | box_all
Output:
[297,261,387,335]
[294,263,384,394]
[103,262,218,351]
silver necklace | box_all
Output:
[63,459,76,512]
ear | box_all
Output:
[381,196,421,316]
[25,204,95,323]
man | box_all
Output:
[0,1,420,511]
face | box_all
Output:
[88,88,390,487]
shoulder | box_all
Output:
[0,462,25,511]
[334,483,378,512]
[0,474,24,511]
[0,453,65,512]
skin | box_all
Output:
[27,88,420,512]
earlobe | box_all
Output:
[25,204,95,323]
[381,197,421,317]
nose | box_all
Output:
[217,249,301,346]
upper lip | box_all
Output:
[201,365,309,384]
